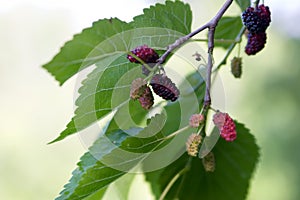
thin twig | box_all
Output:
[157,0,233,110]
[192,38,238,43]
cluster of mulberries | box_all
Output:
[150,74,180,102]
[213,112,237,142]
[127,45,159,75]
[242,4,271,55]
[186,133,202,157]
[128,46,180,109]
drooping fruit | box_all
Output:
[213,112,237,142]
[138,86,154,110]
[242,4,271,33]
[231,57,242,78]
[127,45,159,64]
[189,114,205,128]
[245,32,267,55]
[130,78,147,100]
[150,74,180,102]
[186,133,202,157]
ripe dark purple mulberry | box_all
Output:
[242,4,271,33]
[127,45,159,64]
[150,74,180,102]
[245,32,267,55]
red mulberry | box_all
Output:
[213,112,237,142]
[245,32,267,55]
[127,45,159,64]
[150,74,180,102]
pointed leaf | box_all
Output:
[43,18,132,85]
[133,0,192,34]
[56,70,205,199]
[55,129,128,200]
[43,1,192,85]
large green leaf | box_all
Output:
[56,68,205,199]
[214,16,243,49]
[234,0,250,11]
[145,122,260,200]
[48,1,192,143]
[43,1,192,85]
[43,18,131,85]
[133,0,192,34]
[57,114,180,200]
[56,129,128,200]
[48,32,182,144]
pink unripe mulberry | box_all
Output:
[189,114,204,128]
[213,112,237,142]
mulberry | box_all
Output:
[189,114,204,128]
[138,86,154,110]
[245,32,267,55]
[231,57,242,78]
[127,45,159,64]
[242,4,271,33]
[130,78,147,100]
[213,112,237,142]
[186,133,202,157]
[202,152,215,172]
[150,74,180,102]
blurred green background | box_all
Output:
[1,0,299,199]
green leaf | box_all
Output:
[55,129,128,200]
[48,55,138,143]
[133,0,192,34]
[43,1,192,85]
[58,114,171,200]
[47,0,193,143]
[43,18,132,85]
[234,0,251,11]
[145,122,260,200]
[56,68,205,199]
[102,173,136,200]
[214,16,243,49]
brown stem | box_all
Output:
[158,0,233,110]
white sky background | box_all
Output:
[1,0,299,37]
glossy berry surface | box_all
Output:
[245,32,267,55]
[242,4,271,33]
[127,45,159,64]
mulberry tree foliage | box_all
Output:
[42,0,271,199]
